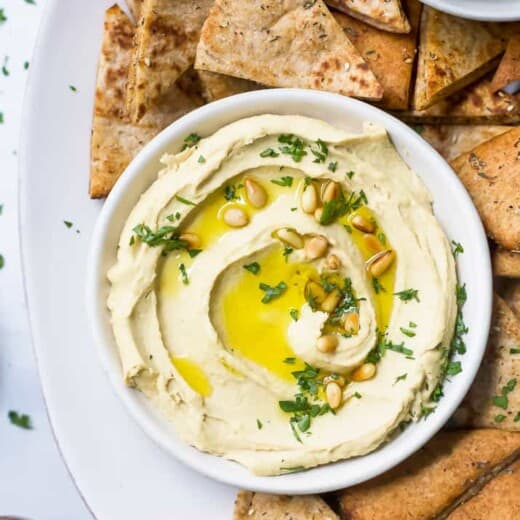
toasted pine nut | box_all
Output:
[305,235,329,260]
[368,250,395,277]
[244,178,267,208]
[323,375,346,387]
[223,207,249,228]
[363,234,383,253]
[305,280,327,304]
[316,334,338,353]
[301,184,318,214]
[314,207,323,223]
[351,362,376,382]
[322,181,340,203]
[179,232,201,249]
[326,382,342,409]
[325,254,342,270]
[275,228,304,249]
[351,214,375,233]
[321,289,341,313]
[343,312,359,335]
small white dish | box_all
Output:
[419,0,520,22]
[86,88,492,494]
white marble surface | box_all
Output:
[0,1,89,517]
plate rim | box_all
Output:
[418,0,520,21]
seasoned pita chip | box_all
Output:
[126,0,143,20]
[338,429,520,520]
[195,0,383,100]
[413,8,516,110]
[326,0,410,33]
[450,128,520,250]
[455,295,520,431]
[399,75,520,124]
[233,490,339,520]
[494,248,520,279]
[447,459,520,520]
[127,0,212,121]
[198,70,260,102]
[491,34,520,93]
[420,125,511,162]
[333,0,421,110]
[501,280,520,320]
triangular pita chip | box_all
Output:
[126,0,212,121]
[198,70,260,102]
[233,490,339,520]
[326,0,410,33]
[450,127,520,250]
[491,34,520,93]
[195,0,383,100]
[420,125,511,162]
[126,0,143,20]
[494,249,520,279]
[338,429,520,519]
[414,7,516,110]
[454,295,520,431]
[334,0,421,110]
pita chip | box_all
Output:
[450,127,520,250]
[126,0,143,20]
[326,0,410,33]
[447,459,520,520]
[494,248,520,279]
[126,0,212,121]
[414,8,515,110]
[420,125,511,162]
[333,0,421,110]
[233,490,339,520]
[195,0,383,100]
[198,70,260,102]
[454,295,520,431]
[491,34,520,93]
[501,280,520,321]
[338,429,520,520]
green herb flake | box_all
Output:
[494,414,506,423]
[0,254,4,269]
[394,373,408,385]
[69,85,77,92]
[510,348,520,354]
[63,220,73,228]
[8,410,32,430]
[394,288,420,302]
[328,161,338,172]
[372,277,386,294]
[260,147,279,158]
[270,176,293,187]
[0,9,6,24]
[132,224,189,254]
[256,419,263,430]
[280,465,305,473]
[24,61,29,70]
[0,112,4,124]
[187,249,202,258]
[278,134,307,162]
[259,281,287,303]
[243,262,260,275]
[197,155,206,163]
[223,184,237,201]
[2,56,9,76]
[514,412,520,422]
[282,245,293,262]
[25,0,37,4]
[283,357,296,364]
[346,171,355,179]
[180,132,201,151]
[451,240,464,257]
[353,392,362,399]
[290,308,299,321]
[492,395,508,409]
[344,224,352,234]
[446,361,462,376]
[179,263,189,285]
[175,195,196,206]
[400,327,416,338]
[409,321,417,328]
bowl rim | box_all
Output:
[86,88,492,494]
[417,0,520,22]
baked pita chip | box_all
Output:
[491,34,520,93]
[454,295,520,431]
[233,490,339,520]
[198,70,260,102]
[494,249,520,279]
[450,127,520,250]
[501,280,520,319]
[420,125,511,162]
[126,0,212,121]
[333,0,421,110]
[326,0,410,33]
[195,0,383,100]
[399,75,520,124]
[126,0,143,20]
[414,8,516,110]
[338,429,520,520]
[447,459,520,520]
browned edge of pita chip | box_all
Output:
[197,70,260,102]
[494,248,520,279]
[125,0,143,21]
[491,34,520,93]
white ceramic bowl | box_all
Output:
[86,89,492,494]
[419,0,520,21]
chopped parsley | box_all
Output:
[24,0,37,4]
[178,263,189,285]
[328,161,338,172]
[270,176,293,187]
[63,220,73,228]
[259,281,287,303]
[310,139,328,163]
[243,262,260,274]
[319,276,361,328]
[320,189,368,226]
[353,392,362,399]
[451,240,464,257]
[492,379,517,410]
[446,361,462,376]
[346,171,355,179]
[69,85,77,92]
[197,155,206,163]
[188,249,202,258]
[256,419,263,430]
[290,308,299,321]
[494,414,506,423]
[175,195,196,206]
[394,288,420,302]
[510,348,520,355]
[0,9,6,24]
[282,245,293,262]
[132,224,189,254]
[280,465,305,473]
[260,147,279,158]
[400,327,416,338]
[278,134,307,162]
[0,254,4,269]
[394,373,408,385]
[8,410,32,430]
[24,61,29,70]
[224,184,238,201]
[180,132,201,151]
[283,357,296,364]
[515,412,520,422]
[0,112,3,124]
[2,56,9,76]
[372,277,386,294]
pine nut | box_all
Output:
[322,181,340,203]
[223,207,249,228]
[244,178,267,208]
[351,214,375,233]
[323,375,346,387]
[363,234,383,253]
[343,312,359,335]
[275,228,304,249]
[316,334,338,353]
[179,232,201,249]
[305,280,327,304]
[304,235,329,260]
[321,289,341,313]
[325,254,342,270]
[351,362,376,382]
[301,183,318,214]
[314,207,323,223]
[367,250,395,277]
[326,382,342,409]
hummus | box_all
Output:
[107,115,457,475]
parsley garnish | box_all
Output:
[280,465,305,472]
[284,357,296,364]
[394,288,419,302]
[188,249,202,258]
[514,412,520,422]
[492,379,517,410]
[278,134,307,162]
[372,277,386,294]
[394,373,408,385]
[2,56,9,76]
[290,308,299,321]
[224,184,238,201]
[320,189,368,225]
[24,0,37,4]
[256,419,263,429]
[510,348,520,354]
[282,245,293,262]
[8,410,32,429]
[197,155,206,163]
[270,176,293,187]
[451,240,464,257]
[132,224,189,253]
[346,171,355,179]
[494,414,506,423]
[260,147,279,158]
[353,392,362,399]
[243,262,260,274]
[179,263,189,285]
[175,195,196,206]
[446,361,462,376]
[328,161,338,172]
[310,139,328,163]
[63,220,73,228]
[69,85,77,92]
[180,132,201,151]
[0,9,6,24]
[400,327,416,338]
[259,281,287,303]
[0,254,4,269]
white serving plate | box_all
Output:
[86,88,492,494]
[419,0,520,21]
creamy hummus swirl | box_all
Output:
[107,115,457,475]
